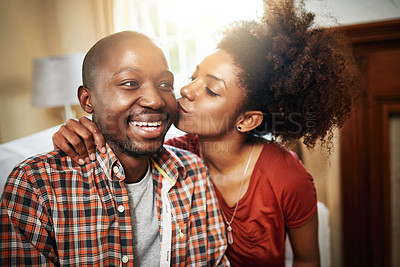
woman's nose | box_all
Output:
[180,83,196,101]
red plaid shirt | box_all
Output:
[0,144,229,266]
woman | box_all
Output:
[52,0,361,265]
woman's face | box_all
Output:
[176,50,245,137]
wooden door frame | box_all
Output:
[340,19,400,267]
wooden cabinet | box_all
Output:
[340,19,400,267]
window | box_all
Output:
[113,0,264,96]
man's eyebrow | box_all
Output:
[113,68,173,78]
[113,67,139,76]
[160,70,174,77]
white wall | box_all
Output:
[306,0,400,26]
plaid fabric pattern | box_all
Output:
[0,144,229,266]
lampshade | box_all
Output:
[32,53,84,108]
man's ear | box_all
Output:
[236,111,264,132]
[78,85,94,114]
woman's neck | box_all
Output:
[198,134,260,177]
[198,134,264,205]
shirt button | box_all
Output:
[117,205,125,213]
[122,255,129,263]
[113,166,119,174]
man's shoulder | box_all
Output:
[158,145,208,178]
[163,145,203,166]
[3,150,80,194]
[15,150,72,168]
[9,149,78,179]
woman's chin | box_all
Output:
[173,120,196,135]
[174,115,191,132]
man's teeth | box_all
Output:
[131,121,162,127]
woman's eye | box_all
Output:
[188,76,195,82]
[206,87,219,97]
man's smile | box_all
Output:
[127,114,169,139]
[129,120,163,132]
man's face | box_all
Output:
[90,37,177,157]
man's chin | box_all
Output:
[122,144,163,158]
[106,136,164,158]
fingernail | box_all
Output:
[78,159,85,165]
[101,147,106,154]
[90,153,96,161]
[85,157,90,164]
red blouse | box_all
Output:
[166,134,317,266]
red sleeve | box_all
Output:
[260,144,317,229]
[164,134,201,156]
[280,151,317,228]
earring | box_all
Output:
[237,126,242,131]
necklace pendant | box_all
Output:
[227,227,234,245]
[222,145,255,247]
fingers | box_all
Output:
[65,118,98,163]
[79,117,106,156]
[52,117,107,165]
[52,124,86,165]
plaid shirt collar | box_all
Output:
[97,143,187,183]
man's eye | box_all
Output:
[206,87,219,97]
[121,81,139,87]
[159,82,173,91]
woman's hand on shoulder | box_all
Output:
[52,117,106,165]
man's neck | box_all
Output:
[112,150,150,184]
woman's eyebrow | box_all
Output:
[206,74,227,89]
[197,65,227,89]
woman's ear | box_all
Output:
[236,111,264,132]
[78,85,94,114]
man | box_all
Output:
[0,31,228,266]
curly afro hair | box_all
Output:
[217,0,362,150]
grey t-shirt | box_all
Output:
[125,164,160,267]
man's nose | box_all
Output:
[138,85,166,110]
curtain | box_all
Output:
[92,0,115,39]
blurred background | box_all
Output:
[0,0,399,266]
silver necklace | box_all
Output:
[221,145,255,245]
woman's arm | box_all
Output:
[287,211,320,267]
[52,117,105,165]
[165,134,200,156]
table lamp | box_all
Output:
[32,53,85,121]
